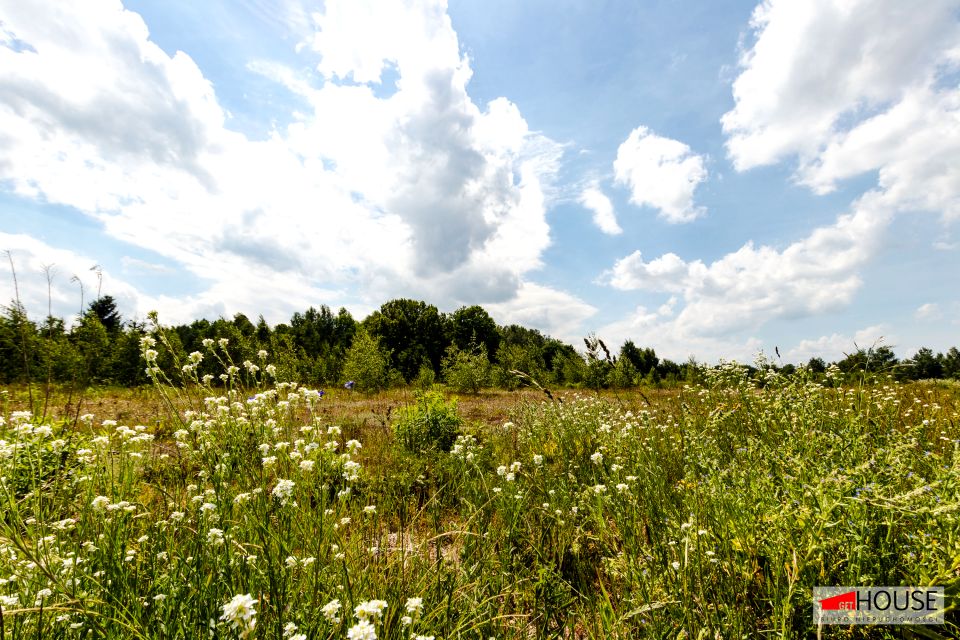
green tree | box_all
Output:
[449,305,499,358]
[836,345,898,378]
[0,302,42,383]
[619,341,659,378]
[442,343,491,394]
[364,299,449,381]
[943,347,960,379]
[342,327,390,392]
[71,313,111,383]
[88,295,122,334]
[606,355,638,389]
[806,357,827,374]
[901,347,944,380]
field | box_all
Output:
[0,351,958,639]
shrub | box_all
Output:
[442,344,490,394]
[393,390,462,453]
[342,327,390,392]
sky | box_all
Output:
[0,0,958,364]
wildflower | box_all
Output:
[346,439,362,453]
[344,380,355,390]
[590,451,603,465]
[144,349,158,363]
[272,479,295,505]
[299,460,315,472]
[202,338,214,348]
[405,597,423,615]
[347,619,377,640]
[533,454,544,466]
[363,505,377,515]
[343,460,361,481]
[258,349,268,359]
[200,502,217,513]
[593,484,606,494]
[91,496,110,511]
[207,528,225,546]
[220,593,256,638]
[671,561,681,570]
[354,599,388,621]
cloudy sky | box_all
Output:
[1,0,958,363]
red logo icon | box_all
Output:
[819,591,857,611]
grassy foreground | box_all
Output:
[0,348,957,638]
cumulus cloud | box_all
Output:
[485,282,597,345]
[0,0,570,331]
[784,325,893,364]
[914,303,942,321]
[601,0,960,350]
[596,305,764,363]
[578,183,621,235]
[0,233,144,322]
[613,126,707,223]
[606,188,893,335]
[722,0,960,219]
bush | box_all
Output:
[442,344,490,394]
[342,327,390,392]
[393,390,462,453]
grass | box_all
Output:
[0,343,957,639]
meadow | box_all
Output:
[0,336,957,639]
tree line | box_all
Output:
[1,294,958,392]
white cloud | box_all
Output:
[596,306,764,363]
[722,0,960,219]
[484,282,596,345]
[0,0,573,334]
[120,256,174,274]
[613,126,707,223]
[600,0,960,351]
[784,325,893,364]
[914,303,942,321]
[0,233,144,322]
[606,189,893,335]
[578,183,621,235]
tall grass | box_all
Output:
[0,333,956,638]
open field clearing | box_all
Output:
[0,351,957,639]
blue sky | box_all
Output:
[1,0,958,363]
